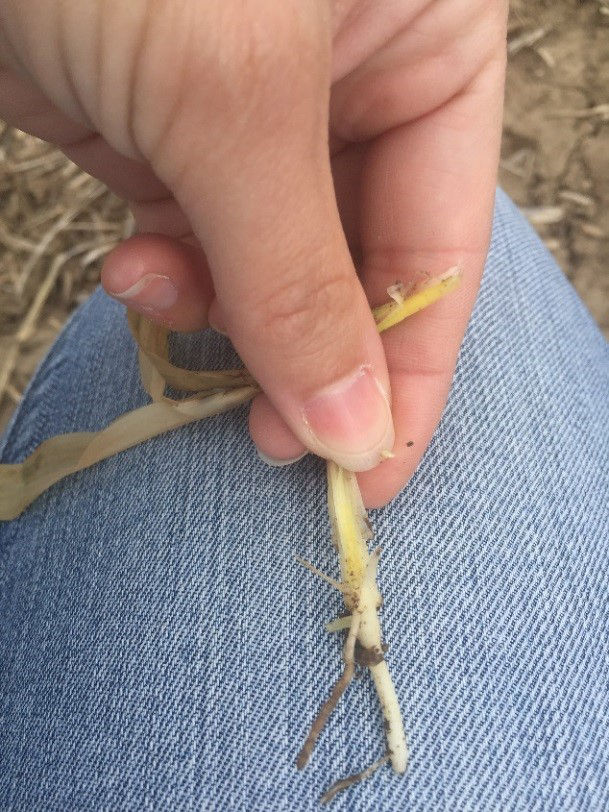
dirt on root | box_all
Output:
[0,0,608,433]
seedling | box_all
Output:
[0,267,461,802]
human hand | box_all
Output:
[0,0,507,507]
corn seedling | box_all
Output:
[0,266,461,801]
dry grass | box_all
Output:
[0,125,133,430]
[0,0,608,434]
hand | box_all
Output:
[0,0,507,507]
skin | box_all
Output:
[0,0,507,507]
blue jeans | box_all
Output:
[1,190,608,811]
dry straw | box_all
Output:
[0,262,460,801]
[0,126,132,428]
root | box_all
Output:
[370,660,408,773]
[294,555,350,596]
[296,611,362,770]
[320,754,391,804]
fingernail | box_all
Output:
[257,449,308,467]
[302,366,394,471]
[109,274,178,311]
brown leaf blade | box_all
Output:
[0,386,257,520]
[127,311,254,393]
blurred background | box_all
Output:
[1,0,608,432]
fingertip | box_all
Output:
[357,462,409,509]
[299,365,394,472]
[356,368,454,508]
[101,234,214,330]
[249,393,307,464]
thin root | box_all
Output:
[320,753,391,804]
[294,555,350,595]
[325,615,352,633]
[296,612,362,769]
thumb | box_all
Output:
[209,179,396,472]
[142,17,394,471]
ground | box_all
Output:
[503,0,609,334]
[1,0,608,431]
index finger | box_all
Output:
[355,54,506,507]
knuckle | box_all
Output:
[216,6,328,117]
[253,269,356,360]
[135,4,327,167]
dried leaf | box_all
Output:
[1,266,458,531]
[0,386,256,520]
[138,345,166,402]
[128,312,254,393]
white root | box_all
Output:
[298,501,408,797]
[370,660,408,773]
[325,615,352,633]
[294,556,351,596]
[354,548,407,774]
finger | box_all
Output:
[0,65,216,332]
[101,234,214,331]
[0,64,91,144]
[0,66,170,201]
[355,54,506,507]
[64,132,193,238]
[248,144,366,466]
[0,64,199,246]
[204,151,393,473]
[248,394,307,465]
[331,143,366,266]
[142,21,394,472]
[330,0,506,142]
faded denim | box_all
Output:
[1,190,608,811]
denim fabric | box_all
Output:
[1,189,608,811]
